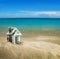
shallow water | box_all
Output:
[0,18,60,32]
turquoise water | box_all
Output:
[0,18,60,30]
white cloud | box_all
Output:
[18,11,60,18]
[0,11,60,18]
[19,11,56,15]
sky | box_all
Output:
[0,0,60,18]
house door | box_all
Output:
[15,36,20,44]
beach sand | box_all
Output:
[0,31,60,59]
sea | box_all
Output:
[0,18,60,32]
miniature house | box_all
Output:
[7,27,22,44]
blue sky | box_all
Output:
[0,0,60,18]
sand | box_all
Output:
[0,34,60,59]
[0,41,60,59]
